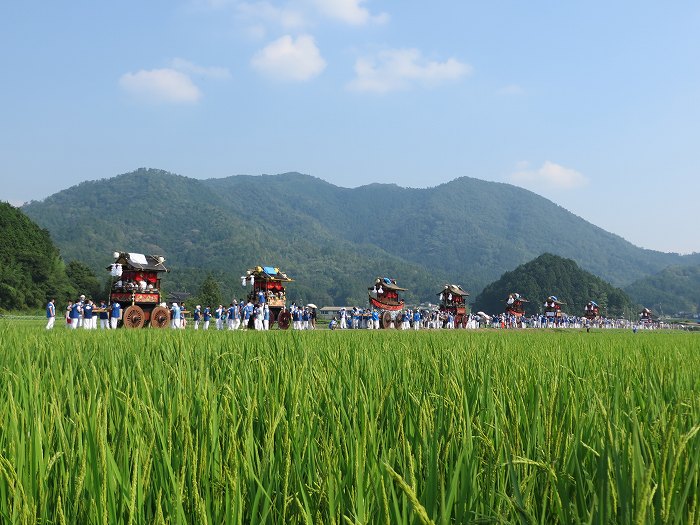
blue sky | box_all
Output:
[1,1,698,253]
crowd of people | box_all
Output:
[46,296,122,330]
[45,296,671,331]
[482,312,668,330]
[329,307,480,330]
[45,295,320,331]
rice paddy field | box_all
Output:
[0,323,699,524]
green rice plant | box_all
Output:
[0,323,698,523]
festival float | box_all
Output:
[505,292,529,317]
[584,300,600,320]
[241,266,294,329]
[107,252,170,328]
[437,284,470,327]
[639,307,653,326]
[368,277,407,328]
[544,295,565,324]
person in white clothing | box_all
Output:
[110,302,121,329]
[193,305,202,330]
[76,295,86,328]
[45,299,56,329]
[215,305,224,330]
[98,301,109,329]
[170,303,181,329]
[227,303,237,330]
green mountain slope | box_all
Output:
[200,172,699,289]
[625,265,700,315]
[21,168,699,306]
[0,202,75,310]
[472,253,635,317]
[21,170,443,306]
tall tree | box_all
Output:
[195,273,223,308]
[0,202,75,310]
[66,260,103,300]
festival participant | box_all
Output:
[220,304,228,329]
[292,307,301,330]
[263,304,270,330]
[352,308,360,329]
[402,310,410,330]
[68,300,82,329]
[65,301,73,328]
[302,308,310,330]
[339,308,347,329]
[76,295,86,328]
[99,301,109,329]
[310,307,317,329]
[180,303,187,329]
[329,317,338,330]
[83,300,94,329]
[252,304,261,330]
[193,305,202,330]
[203,306,211,330]
[227,303,237,330]
[244,301,253,329]
[170,303,181,329]
[110,301,120,329]
[215,304,223,330]
[413,310,421,330]
[45,299,56,329]
[371,309,379,330]
[232,302,242,330]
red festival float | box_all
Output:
[505,293,529,317]
[368,277,407,328]
[544,295,565,324]
[437,284,470,327]
[242,266,294,329]
[107,251,170,328]
[584,301,600,320]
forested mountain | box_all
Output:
[21,168,700,307]
[472,254,635,317]
[0,202,75,310]
[625,265,700,315]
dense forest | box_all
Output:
[0,203,75,310]
[472,253,636,318]
[625,265,700,315]
[21,168,700,310]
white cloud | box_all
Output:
[170,58,231,79]
[251,34,326,81]
[311,0,388,25]
[347,48,471,93]
[119,69,202,103]
[510,161,589,189]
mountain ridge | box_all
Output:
[22,168,699,307]
[473,253,636,317]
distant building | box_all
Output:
[319,306,355,319]
[165,291,191,304]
